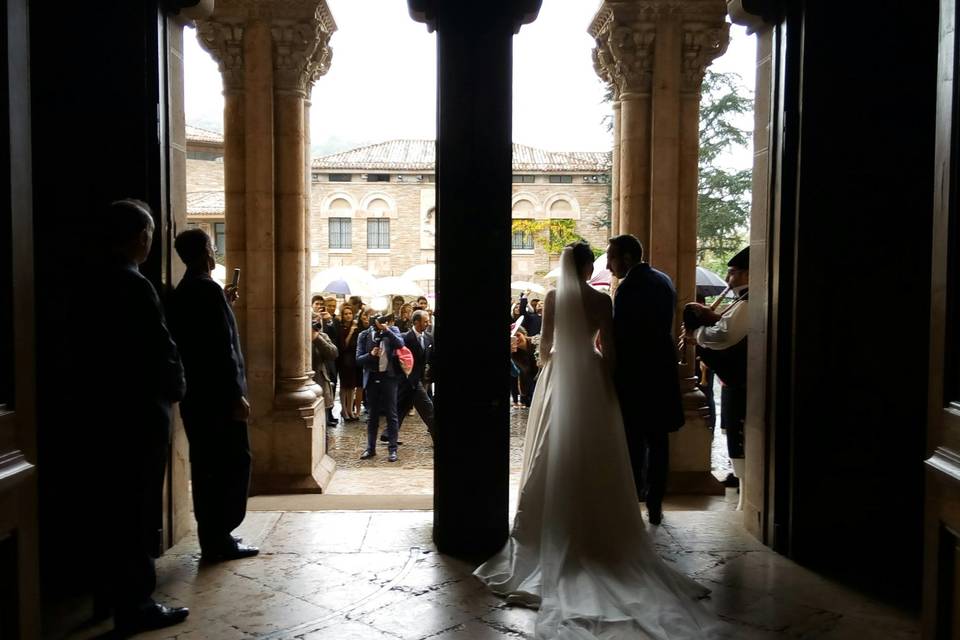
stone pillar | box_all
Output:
[591,1,729,494]
[409,0,543,558]
[611,101,622,236]
[197,1,337,493]
[198,20,248,338]
[244,21,278,418]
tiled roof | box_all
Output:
[186,159,224,191]
[186,158,224,216]
[186,124,224,145]
[187,191,224,215]
[312,139,610,173]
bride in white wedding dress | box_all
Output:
[474,242,724,639]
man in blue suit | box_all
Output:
[606,234,685,525]
[357,314,405,462]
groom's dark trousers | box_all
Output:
[612,263,685,512]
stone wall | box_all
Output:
[309,172,610,291]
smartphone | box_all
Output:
[231,268,241,288]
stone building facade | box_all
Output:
[310,140,611,289]
[184,125,226,259]
[186,130,611,291]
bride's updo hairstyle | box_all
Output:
[567,240,595,276]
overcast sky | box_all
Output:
[184,1,755,163]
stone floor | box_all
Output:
[66,510,919,639]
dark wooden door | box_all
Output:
[925,2,960,636]
[0,0,38,635]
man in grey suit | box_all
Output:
[606,234,684,525]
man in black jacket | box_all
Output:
[396,310,435,440]
[90,199,189,633]
[606,234,684,525]
[169,228,259,562]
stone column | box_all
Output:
[410,0,543,558]
[591,1,729,494]
[243,21,278,418]
[197,20,247,338]
[272,25,313,410]
[197,1,337,493]
[611,101,622,236]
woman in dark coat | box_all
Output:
[337,305,360,421]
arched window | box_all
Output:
[367,198,390,215]
[549,199,573,215]
[329,197,352,211]
[512,199,535,217]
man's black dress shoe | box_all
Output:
[647,506,663,526]
[115,602,189,634]
[388,451,398,462]
[202,543,260,563]
[360,449,376,460]
[379,434,403,445]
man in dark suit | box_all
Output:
[89,199,189,633]
[606,234,684,525]
[357,314,405,461]
[396,310,435,440]
[518,292,542,336]
[169,228,259,562]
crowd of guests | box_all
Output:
[311,293,435,463]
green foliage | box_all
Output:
[511,218,584,255]
[698,70,752,273]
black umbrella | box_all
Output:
[696,266,728,297]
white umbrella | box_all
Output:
[372,276,424,297]
[511,281,546,295]
[546,253,610,282]
[401,263,436,282]
[310,266,376,296]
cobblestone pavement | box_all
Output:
[327,402,530,472]
[327,391,733,488]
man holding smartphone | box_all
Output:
[356,313,405,462]
[169,228,258,562]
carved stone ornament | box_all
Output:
[589,0,730,97]
[196,1,337,95]
[592,18,657,98]
[272,9,334,96]
[196,20,245,93]
[681,23,730,93]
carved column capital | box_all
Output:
[680,22,730,93]
[197,1,337,96]
[196,20,246,93]
[591,10,657,99]
[271,11,334,97]
[591,1,729,97]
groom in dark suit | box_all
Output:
[606,234,685,525]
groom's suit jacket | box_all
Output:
[612,263,685,433]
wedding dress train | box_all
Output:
[474,248,724,639]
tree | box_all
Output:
[697,70,753,275]
[510,218,583,255]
